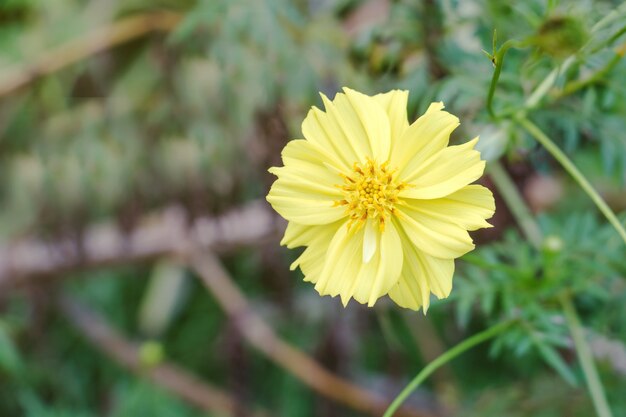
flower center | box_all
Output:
[335,158,407,231]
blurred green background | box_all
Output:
[1,0,626,416]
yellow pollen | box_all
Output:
[335,158,407,232]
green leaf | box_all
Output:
[530,329,578,387]
[0,322,22,376]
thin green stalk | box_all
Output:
[486,38,529,119]
[588,22,626,54]
[487,161,543,249]
[382,320,515,417]
[526,56,575,108]
[516,116,626,245]
[559,293,613,417]
[487,23,626,113]
[556,49,624,99]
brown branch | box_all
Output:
[0,201,280,289]
[191,251,438,417]
[1,204,437,416]
[0,11,181,98]
[58,294,271,417]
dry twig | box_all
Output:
[0,11,181,98]
[58,295,271,417]
[191,251,437,417]
[2,201,437,416]
[0,201,279,289]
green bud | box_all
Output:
[533,16,588,58]
[543,235,564,253]
[139,341,165,368]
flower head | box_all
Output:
[267,88,495,311]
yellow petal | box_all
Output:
[373,90,410,140]
[396,202,475,258]
[266,195,344,225]
[287,221,343,284]
[320,93,370,163]
[315,221,403,307]
[361,221,404,306]
[314,224,360,298]
[425,102,444,113]
[281,136,346,175]
[293,242,326,281]
[362,219,377,263]
[404,185,495,231]
[271,139,343,194]
[268,167,339,197]
[388,241,455,311]
[267,140,346,225]
[420,252,455,300]
[302,106,357,169]
[281,220,342,249]
[400,137,486,200]
[390,102,459,179]
[388,269,430,312]
[342,87,391,160]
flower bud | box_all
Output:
[139,341,165,368]
[543,235,564,253]
[533,16,588,59]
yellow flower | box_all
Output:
[267,88,495,311]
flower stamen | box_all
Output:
[336,158,407,232]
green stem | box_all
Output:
[559,293,613,417]
[526,56,575,108]
[556,50,624,99]
[486,39,528,119]
[588,23,626,54]
[487,26,626,113]
[516,116,626,245]
[382,320,515,417]
[487,161,543,249]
